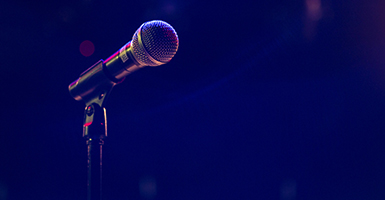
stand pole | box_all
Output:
[86,138,104,200]
[83,103,108,200]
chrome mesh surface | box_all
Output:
[132,20,179,66]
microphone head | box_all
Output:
[131,20,179,66]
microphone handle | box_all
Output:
[69,42,143,103]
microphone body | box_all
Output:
[68,41,141,102]
[68,20,179,103]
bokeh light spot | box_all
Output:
[0,181,8,200]
[280,179,297,200]
[139,176,157,199]
[79,40,95,57]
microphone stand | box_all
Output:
[83,102,107,200]
[79,61,117,200]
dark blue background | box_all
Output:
[1,0,385,199]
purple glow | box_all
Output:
[79,40,95,57]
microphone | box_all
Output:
[68,20,179,103]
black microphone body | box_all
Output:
[68,20,179,103]
[68,41,140,103]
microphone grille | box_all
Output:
[132,20,179,66]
